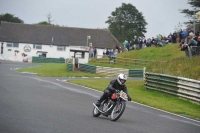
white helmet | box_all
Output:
[117,74,127,85]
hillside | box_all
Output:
[89,43,200,80]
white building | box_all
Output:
[0,22,121,63]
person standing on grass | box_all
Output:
[115,44,120,53]
[172,31,177,43]
[93,47,97,58]
[103,48,107,56]
[89,47,94,59]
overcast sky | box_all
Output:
[0,0,192,38]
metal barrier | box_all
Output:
[78,63,144,78]
[95,55,153,67]
[67,63,74,71]
[145,72,200,103]
[79,63,96,73]
[129,69,143,78]
[186,46,200,57]
[32,57,65,63]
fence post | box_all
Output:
[187,46,192,58]
[143,67,146,80]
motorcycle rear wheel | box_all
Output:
[110,101,126,121]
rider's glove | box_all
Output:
[128,97,132,101]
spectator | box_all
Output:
[129,41,133,50]
[123,40,128,48]
[89,47,94,59]
[157,34,162,46]
[93,47,97,57]
[197,36,200,46]
[181,30,187,43]
[103,48,107,56]
[133,38,138,50]
[147,38,151,47]
[151,37,156,46]
[194,32,199,42]
[172,31,177,43]
[108,49,114,60]
[196,36,200,55]
[143,38,147,45]
[126,41,130,51]
[115,44,120,53]
[106,49,110,56]
[181,33,197,57]
[138,38,143,49]
[113,49,118,63]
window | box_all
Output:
[75,52,85,58]
[6,43,19,48]
[7,43,13,47]
[13,43,19,47]
[57,46,65,51]
[33,44,42,49]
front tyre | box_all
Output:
[92,106,101,117]
[110,101,126,121]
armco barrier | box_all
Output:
[145,72,200,103]
[96,66,129,76]
[129,69,143,78]
[32,57,65,63]
[67,63,74,71]
[78,63,143,77]
[79,63,96,73]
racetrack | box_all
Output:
[0,61,199,133]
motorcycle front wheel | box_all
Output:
[92,106,101,117]
[110,101,126,121]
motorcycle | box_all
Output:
[92,90,128,121]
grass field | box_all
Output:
[17,63,104,77]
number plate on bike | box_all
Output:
[119,91,128,100]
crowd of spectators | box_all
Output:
[180,30,200,56]
[89,28,200,60]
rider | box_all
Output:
[96,74,132,107]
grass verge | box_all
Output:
[17,63,104,77]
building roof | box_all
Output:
[0,22,122,49]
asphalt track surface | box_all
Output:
[0,61,200,133]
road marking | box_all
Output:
[32,77,99,98]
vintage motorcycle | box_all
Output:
[92,90,128,121]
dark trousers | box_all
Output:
[98,89,112,103]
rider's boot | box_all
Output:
[95,92,107,107]
[95,100,101,107]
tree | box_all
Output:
[180,0,200,31]
[46,12,54,24]
[180,0,200,19]
[0,13,24,23]
[36,12,55,26]
[36,21,52,25]
[106,3,147,42]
